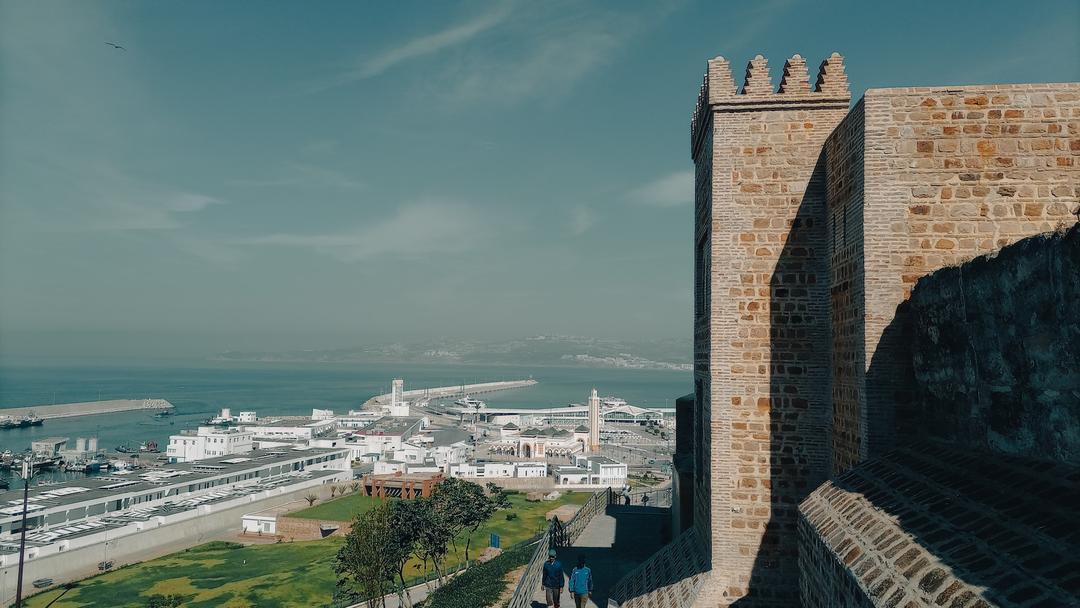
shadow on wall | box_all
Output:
[744,184,1078,604]
[735,156,834,607]
[825,224,1080,605]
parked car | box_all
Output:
[98,560,114,571]
[32,578,53,589]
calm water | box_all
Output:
[0,358,689,455]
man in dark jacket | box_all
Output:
[542,548,565,607]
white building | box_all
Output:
[338,411,382,429]
[516,462,548,478]
[241,513,277,535]
[447,461,548,479]
[237,411,257,423]
[244,418,336,443]
[342,417,425,461]
[311,408,335,420]
[167,426,254,463]
[554,455,628,487]
[0,447,351,559]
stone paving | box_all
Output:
[530,506,669,608]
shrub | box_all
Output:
[187,541,243,553]
[504,512,518,521]
[418,542,534,608]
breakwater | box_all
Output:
[0,398,173,420]
[362,379,537,409]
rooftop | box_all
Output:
[355,416,424,436]
[0,447,348,518]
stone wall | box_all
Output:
[276,515,352,541]
[831,83,1080,468]
[799,226,1080,607]
[799,442,1079,608]
[691,52,851,607]
[905,225,1080,463]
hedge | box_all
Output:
[418,541,536,608]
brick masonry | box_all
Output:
[799,440,1080,608]
[681,52,1080,608]
[692,52,852,606]
[829,83,1080,472]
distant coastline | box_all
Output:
[210,335,693,372]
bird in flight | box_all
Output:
[104,42,125,50]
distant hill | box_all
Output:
[213,335,692,371]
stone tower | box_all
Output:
[587,388,601,453]
[691,53,851,606]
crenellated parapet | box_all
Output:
[691,52,851,157]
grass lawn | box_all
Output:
[25,492,592,608]
[289,493,381,521]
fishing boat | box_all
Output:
[139,441,160,453]
[21,413,44,427]
[0,416,18,430]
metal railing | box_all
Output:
[617,486,672,508]
[506,489,613,608]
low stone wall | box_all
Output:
[904,224,1080,463]
[275,516,352,541]
[798,442,1078,607]
[462,477,554,491]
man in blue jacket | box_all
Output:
[542,548,565,607]
[569,554,593,608]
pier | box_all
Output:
[362,379,537,409]
[0,398,173,420]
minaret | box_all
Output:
[587,388,601,453]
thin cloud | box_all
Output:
[360,4,512,78]
[438,4,638,104]
[311,3,514,92]
[238,200,490,262]
[629,171,694,207]
[569,206,595,236]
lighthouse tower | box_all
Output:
[587,388,601,453]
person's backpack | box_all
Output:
[569,566,592,594]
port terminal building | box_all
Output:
[476,402,673,427]
[0,447,350,582]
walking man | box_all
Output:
[542,548,565,608]
[569,554,593,608]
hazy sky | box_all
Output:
[2,0,1078,359]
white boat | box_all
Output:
[453,396,486,411]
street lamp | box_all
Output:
[14,456,38,608]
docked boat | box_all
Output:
[22,413,44,427]
[453,396,486,410]
[139,441,160,453]
[0,416,18,430]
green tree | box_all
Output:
[304,493,318,507]
[431,478,511,564]
[406,496,453,586]
[335,501,397,608]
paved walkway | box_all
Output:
[531,506,669,608]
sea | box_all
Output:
[0,358,689,482]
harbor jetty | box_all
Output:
[0,398,173,421]
[362,379,537,409]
